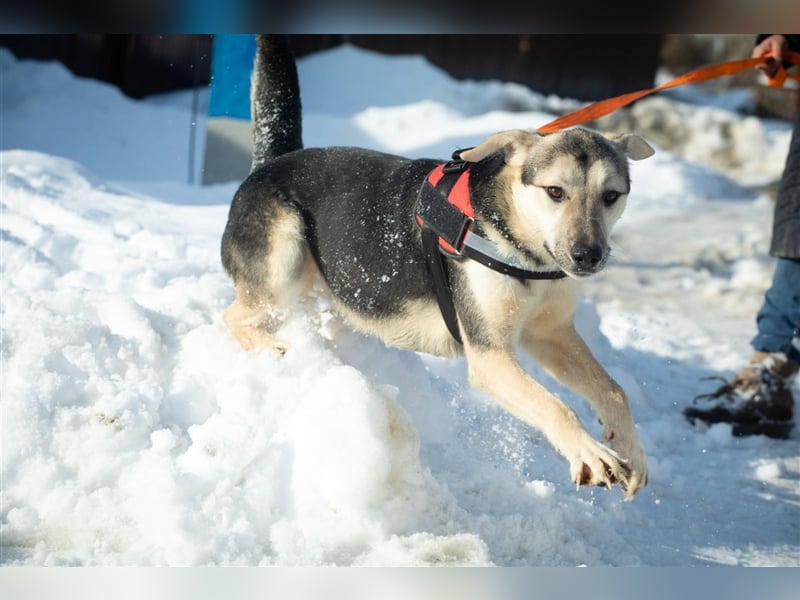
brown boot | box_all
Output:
[685,351,797,439]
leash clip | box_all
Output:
[441,159,468,174]
[441,147,473,174]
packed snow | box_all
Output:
[1,43,799,566]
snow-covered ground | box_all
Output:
[1,43,799,567]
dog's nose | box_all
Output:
[570,243,603,269]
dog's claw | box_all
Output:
[568,433,646,499]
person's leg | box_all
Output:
[751,257,800,362]
[769,118,800,258]
[685,258,799,438]
[687,118,800,439]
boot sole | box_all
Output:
[732,421,793,440]
[684,408,794,439]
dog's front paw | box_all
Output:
[565,432,648,500]
[566,433,632,495]
[604,429,648,500]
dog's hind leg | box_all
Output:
[221,199,314,355]
[223,289,286,354]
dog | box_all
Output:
[221,35,654,499]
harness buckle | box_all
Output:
[441,159,468,174]
[441,147,473,174]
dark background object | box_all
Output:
[288,35,663,102]
[0,34,213,99]
[0,34,662,102]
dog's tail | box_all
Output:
[250,34,303,171]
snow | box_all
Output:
[1,43,799,567]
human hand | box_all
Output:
[752,34,788,78]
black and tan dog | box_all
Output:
[222,35,654,499]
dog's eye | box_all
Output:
[603,191,621,206]
[545,186,564,201]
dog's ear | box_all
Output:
[607,133,655,161]
[458,129,541,166]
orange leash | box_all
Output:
[537,51,800,135]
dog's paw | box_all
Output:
[604,430,648,500]
[233,326,288,357]
[252,338,289,357]
[566,433,633,496]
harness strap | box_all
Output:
[421,227,463,343]
[458,234,568,280]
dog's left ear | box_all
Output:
[458,129,541,167]
[607,133,655,161]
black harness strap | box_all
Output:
[458,242,568,280]
[421,227,463,343]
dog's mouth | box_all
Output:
[569,265,606,278]
[544,242,608,278]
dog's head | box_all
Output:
[460,128,654,278]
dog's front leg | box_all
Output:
[521,324,648,499]
[464,343,634,493]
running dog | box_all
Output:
[221,35,653,499]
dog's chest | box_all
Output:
[466,261,579,336]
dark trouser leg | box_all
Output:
[770,118,800,258]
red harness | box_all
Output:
[415,162,473,255]
[423,164,473,253]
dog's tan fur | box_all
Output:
[223,206,315,354]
